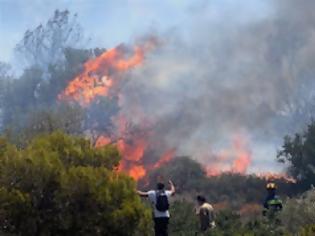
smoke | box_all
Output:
[7,1,314,175]
[116,0,315,173]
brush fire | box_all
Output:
[59,40,293,182]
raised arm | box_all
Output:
[137,190,149,197]
[168,180,175,196]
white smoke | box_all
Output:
[118,0,315,173]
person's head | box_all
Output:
[157,182,165,190]
[197,195,206,205]
[266,182,277,195]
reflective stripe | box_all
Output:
[267,199,282,205]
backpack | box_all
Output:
[155,190,169,212]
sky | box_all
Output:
[0,0,271,63]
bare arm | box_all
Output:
[137,190,149,197]
[168,180,175,196]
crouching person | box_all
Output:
[195,195,215,233]
[137,180,175,236]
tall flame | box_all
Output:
[206,134,252,176]
[59,39,176,180]
[59,40,287,182]
[59,41,155,106]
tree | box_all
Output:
[0,62,14,129]
[20,102,85,143]
[86,97,120,144]
[0,132,150,235]
[144,156,208,194]
[144,157,294,207]
[277,121,315,189]
[15,10,87,70]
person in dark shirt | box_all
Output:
[263,182,283,216]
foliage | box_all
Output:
[145,157,296,209]
[299,224,315,236]
[168,202,289,236]
[5,102,85,147]
[15,10,87,69]
[0,132,150,235]
[0,10,113,148]
[280,189,315,234]
[169,200,199,235]
[144,156,208,194]
[278,121,315,189]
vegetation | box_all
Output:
[280,189,315,234]
[278,121,315,190]
[1,8,315,236]
[144,156,296,209]
[0,132,151,235]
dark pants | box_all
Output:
[154,217,169,236]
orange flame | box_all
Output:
[117,138,147,162]
[59,41,155,106]
[257,172,296,183]
[153,149,175,169]
[206,134,252,176]
[59,40,163,180]
[231,136,251,173]
[95,134,149,180]
[128,165,147,180]
[95,135,111,147]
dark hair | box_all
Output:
[197,195,206,203]
[157,182,165,190]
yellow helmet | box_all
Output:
[266,182,277,190]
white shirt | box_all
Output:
[148,190,172,218]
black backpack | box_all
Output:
[155,191,169,212]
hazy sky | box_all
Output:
[0,0,271,63]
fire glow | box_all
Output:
[59,40,177,180]
[59,40,155,106]
[59,40,289,182]
[206,134,252,176]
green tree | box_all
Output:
[0,132,150,235]
[169,200,199,235]
[278,121,315,189]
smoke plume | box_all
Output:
[114,0,315,173]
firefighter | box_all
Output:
[263,182,283,216]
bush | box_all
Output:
[0,132,150,235]
[280,189,315,234]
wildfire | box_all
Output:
[59,40,166,180]
[204,135,295,183]
[128,165,147,180]
[59,39,287,183]
[257,172,296,183]
[95,135,111,147]
[206,134,252,176]
[231,137,252,173]
[59,40,156,106]
[153,149,176,169]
